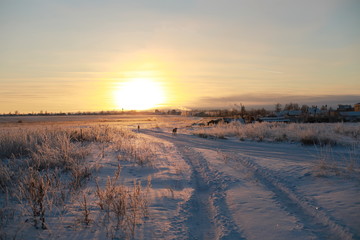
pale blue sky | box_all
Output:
[0,0,359,112]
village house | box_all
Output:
[354,103,360,112]
[307,107,323,116]
[339,111,360,122]
[337,104,353,112]
[337,103,360,122]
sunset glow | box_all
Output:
[114,78,166,110]
[0,1,359,113]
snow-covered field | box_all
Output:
[1,115,359,239]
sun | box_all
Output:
[114,78,166,110]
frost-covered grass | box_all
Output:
[95,166,150,239]
[313,144,360,177]
[192,122,360,177]
[192,122,360,146]
[0,126,99,233]
[145,116,201,131]
[115,135,159,166]
[0,124,154,239]
[0,127,90,191]
[1,116,359,239]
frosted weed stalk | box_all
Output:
[95,165,150,239]
[192,122,360,146]
[344,143,360,173]
[0,126,96,234]
[313,144,360,177]
[113,130,158,166]
[80,193,91,226]
[314,145,336,176]
[18,168,51,229]
[3,124,163,237]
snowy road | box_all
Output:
[142,129,360,240]
[3,117,359,240]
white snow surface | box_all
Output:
[2,124,360,239]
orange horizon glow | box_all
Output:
[1,1,359,113]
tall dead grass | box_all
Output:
[108,128,158,166]
[313,144,360,177]
[0,126,99,231]
[1,124,154,237]
[193,122,360,146]
[95,165,150,239]
[115,137,157,166]
[70,125,158,166]
[18,168,52,229]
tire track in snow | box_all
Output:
[142,130,244,239]
[178,146,244,240]
[173,148,216,240]
[144,130,355,240]
[231,153,355,240]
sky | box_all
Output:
[0,0,359,113]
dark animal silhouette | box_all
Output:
[172,128,178,135]
[207,118,234,126]
[222,118,232,124]
[207,118,222,126]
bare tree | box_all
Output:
[275,103,282,112]
[301,104,309,113]
[284,102,300,111]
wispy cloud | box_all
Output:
[250,68,284,74]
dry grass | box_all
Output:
[313,145,360,177]
[192,122,360,146]
[111,128,158,166]
[345,144,359,172]
[18,168,52,229]
[0,125,128,191]
[95,165,150,239]
[0,126,101,234]
[116,138,157,166]
[70,125,158,166]
[0,123,156,239]
[80,193,91,226]
[0,128,92,193]
[0,161,12,192]
[69,125,114,143]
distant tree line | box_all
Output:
[275,103,329,112]
[190,102,359,123]
[0,110,153,117]
[2,102,358,122]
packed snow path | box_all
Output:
[142,129,360,240]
